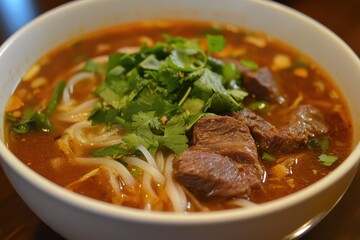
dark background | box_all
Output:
[0,0,359,239]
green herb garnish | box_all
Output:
[262,152,276,162]
[240,59,259,70]
[206,35,226,54]
[249,101,268,112]
[92,144,129,159]
[318,153,338,167]
[89,34,245,155]
[10,80,66,133]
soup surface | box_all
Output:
[4,20,353,212]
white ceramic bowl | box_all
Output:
[0,1,359,239]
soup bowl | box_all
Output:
[0,0,359,239]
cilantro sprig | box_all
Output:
[89,34,247,155]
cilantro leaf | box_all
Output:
[84,59,106,73]
[92,144,128,158]
[318,153,338,167]
[159,115,188,154]
[122,112,161,152]
[207,35,226,54]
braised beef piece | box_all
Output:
[173,116,263,199]
[232,105,328,153]
[243,67,284,104]
[231,107,283,152]
[173,150,262,198]
[192,116,260,169]
[281,104,329,137]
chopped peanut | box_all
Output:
[271,54,291,71]
[23,64,40,81]
[30,77,47,89]
[293,68,308,78]
[244,36,267,48]
[6,95,23,112]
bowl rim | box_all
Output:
[0,0,359,225]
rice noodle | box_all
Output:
[57,98,99,123]
[123,156,165,184]
[155,151,165,174]
[63,120,123,148]
[137,145,157,168]
[164,154,187,212]
[142,172,157,197]
[62,72,96,104]
[66,168,101,189]
[228,198,259,208]
[75,157,136,187]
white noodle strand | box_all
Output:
[123,157,165,184]
[102,166,123,205]
[62,72,95,104]
[76,157,136,187]
[64,120,123,147]
[57,98,99,122]
[137,145,157,169]
[164,155,187,212]
[228,198,259,208]
[155,151,165,174]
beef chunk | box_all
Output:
[173,150,262,198]
[232,105,328,153]
[282,104,329,137]
[192,116,262,172]
[231,108,281,152]
[243,67,284,104]
[172,115,264,199]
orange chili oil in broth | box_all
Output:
[4,20,353,210]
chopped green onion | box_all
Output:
[34,111,51,132]
[249,101,268,112]
[206,35,226,54]
[240,59,259,70]
[262,152,276,162]
[308,139,319,149]
[320,137,329,153]
[46,80,66,116]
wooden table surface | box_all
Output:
[0,0,359,239]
